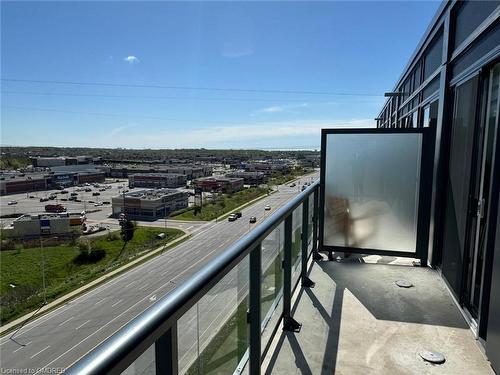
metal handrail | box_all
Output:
[67,181,319,375]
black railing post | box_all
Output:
[283,215,301,332]
[312,187,322,261]
[155,322,178,375]
[249,244,262,375]
[301,197,315,288]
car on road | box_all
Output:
[60,190,69,194]
[228,214,237,222]
[28,195,35,199]
[249,216,257,223]
[235,212,242,218]
[7,201,17,205]
[40,197,49,202]
[289,183,296,187]
[264,205,271,210]
[94,202,103,207]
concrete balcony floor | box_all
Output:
[262,255,494,375]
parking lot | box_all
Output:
[0,180,129,225]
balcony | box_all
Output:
[66,179,493,375]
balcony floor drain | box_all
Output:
[395,280,413,288]
[419,350,445,364]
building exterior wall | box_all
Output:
[193,177,244,193]
[226,172,266,186]
[12,215,71,237]
[129,173,187,188]
[0,177,49,195]
[111,190,189,220]
[374,1,500,369]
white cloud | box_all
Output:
[123,55,140,64]
[107,118,375,149]
[255,103,309,115]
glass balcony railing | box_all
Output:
[67,181,319,375]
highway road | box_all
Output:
[0,173,318,373]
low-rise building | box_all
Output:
[129,173,187,189]
[0,173,50,195]
[11,213,71,237]
[225,171,266,186]
[111,189,189,220]
[193,176,244,193]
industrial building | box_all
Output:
[225,171,266,186]
[193,176,244,193]
[111,189,189,220]
[375,1,500,370]
[11,213,71,237]
[128,173,187,189]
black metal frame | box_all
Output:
[318,128,434,264]
[67,181,319,375]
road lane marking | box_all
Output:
[94,297,108,306]
[57,316,74,327]
[13,341,32,353]
[30,345,50,359]
[111,300,122,307]
[75,320,91,330]
[138,283,149,290]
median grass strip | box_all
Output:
[172,187,269,221]
[0,226,184,326]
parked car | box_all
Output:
[60,190,68,194]
[264,205,271,210]
[301,185,306,191]
[235,212,242,218]
[92,192,100,196]
[102,201,111,205]
[228,214,237,222]
[85,188,92,192]
[7,201,17,205]
[70,192,78,196]
[249,216,257,224]
[69,196,77,201]
[40,197,49,202]
[289,183,296,187]
[29,195,35,199]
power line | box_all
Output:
[1,90,332,103]
[1,78,382,97]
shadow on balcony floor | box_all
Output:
[262,255,493,375]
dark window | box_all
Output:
[453,0,500,50]
[424,32,443,80]
[452,21,500,79]
[423,76,440,100]
[441,75,479,296]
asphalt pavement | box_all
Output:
[0,174,318,373]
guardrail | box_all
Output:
[67,181,320,375]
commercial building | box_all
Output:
[111,189,189,220]
[0,173,50,195]
[128,173,187,189]
[242,162,291,175]
[0,169,105,195]
[375,1,500,370]
[31,155,100,167]
[225,171,266,186]
[108,164,212,180]
[193,176,244,193]
[11,213,71,237]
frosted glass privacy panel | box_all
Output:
[323,133,422,252]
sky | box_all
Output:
[1,1,441,150]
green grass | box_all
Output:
[172,187,269,221]
[267,167,311,187]
[0,226,184,325]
